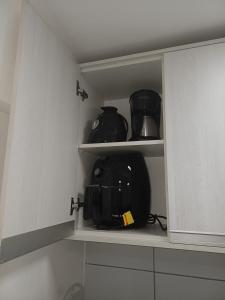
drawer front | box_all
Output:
[85,264,154,300]
[86,242,153,271]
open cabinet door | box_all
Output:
[0,2,81,262]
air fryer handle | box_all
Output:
[101,187,113,223]
[84,185,100,220]
[84,185,113,225]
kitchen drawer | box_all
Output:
[155,273,225,300]
[155,248,225,281]
[86,242,153,271]
[85,264,154,300]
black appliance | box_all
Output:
[130,90,161,140]
[83,152,150,229]
[88,106,128,143]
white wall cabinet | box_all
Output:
[1,0,225,262]
[164,43,225,246]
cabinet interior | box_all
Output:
[74,57,167,239]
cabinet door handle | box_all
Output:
[70,195,84,215]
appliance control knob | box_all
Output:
[92,119,100,130]
[94,168,102,177]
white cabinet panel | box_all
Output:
[155,248,225,281]
[36,35,79,229]
[164,43,225,245]
[0,112,9,195]
[86,242,153,271]
[1,2,80,238]
[155,273,225,300]
[0,0,21,104]
[85,264,154,300]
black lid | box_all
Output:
[129,90,161,115]
[130,89,161,101]
[101,106,118,113]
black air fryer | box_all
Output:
[130,90,161,140]
[84,152,150,229]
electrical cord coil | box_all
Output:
[148,213,167,231]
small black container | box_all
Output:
[88,106,128,143]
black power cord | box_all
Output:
[93,213,167,231]
[148,214,167,231]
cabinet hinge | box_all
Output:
[76,80,88,101]
[70,194,84,215]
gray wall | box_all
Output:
[0,240,84,300]
[84,243,225,300]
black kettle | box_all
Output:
[88,106,128,143]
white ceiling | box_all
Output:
[29,0,225,63]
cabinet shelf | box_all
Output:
[78,140,164,157]
[67,225,225,254]
[69,224,167,247]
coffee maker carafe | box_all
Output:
[129,90,161,140]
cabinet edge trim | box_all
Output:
[170,231,225,248]
[0,221,74,263]
[80,37,225,73]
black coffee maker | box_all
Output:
[130,90,161,140]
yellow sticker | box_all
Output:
[122,211,134,226]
